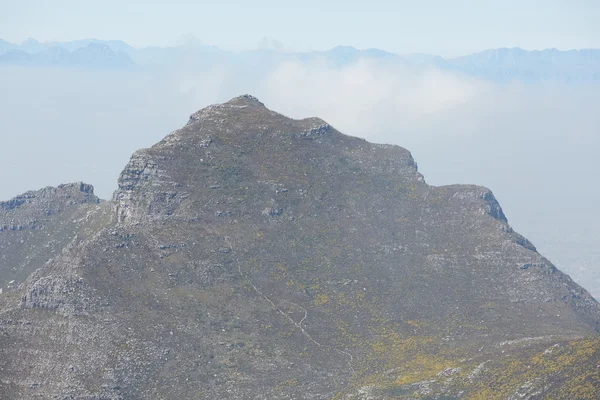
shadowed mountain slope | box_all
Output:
[0,95,598,399]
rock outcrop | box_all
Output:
[0,182,108,288]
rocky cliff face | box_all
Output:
[0,182,108,288]
[1,96,599,399]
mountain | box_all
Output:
[298,45,405,67]
[0,183,105,288]
[50,38,135,54]
[1,95,599,399]
[68,43,135,67]
[0,43,135,67]
[0,39,16,55]
[19,37,46,53]
[3,38,600,82]
[448,47,600,82]
[0,38,134,55]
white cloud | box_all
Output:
[260,60,485,136]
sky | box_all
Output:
[1,0,599,56]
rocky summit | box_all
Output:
[1,95,599,399]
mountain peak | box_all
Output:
[226,93,265,106]
[187,94,267,125]
[329,45,358,52]
[116,96,421,223]
[22,37,41,45]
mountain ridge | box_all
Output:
[2,38,599,82]
[0,95,599,399]
[0,42,135,67]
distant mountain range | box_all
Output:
[449,47,600,82]
[0,39,134,68]
[1,38,599,82]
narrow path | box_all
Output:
[224,236,355,374]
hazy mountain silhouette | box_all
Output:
[2,38,599,82]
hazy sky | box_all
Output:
[2,0,599,56]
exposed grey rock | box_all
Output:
[0,182,108,288]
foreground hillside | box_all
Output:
[0,95,598,399]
